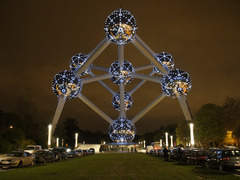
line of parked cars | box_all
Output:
[148,146,240,171]
[0,147,95,169]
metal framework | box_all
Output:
[48,8,194,146]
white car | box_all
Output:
[0,151,34,168]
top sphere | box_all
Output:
[104,8,138,44]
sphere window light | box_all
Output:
[108,117,136,142]
[153,52,174,74]
[69,53,90,76]
[104,8,138,44]
[52,70,82,100]
[112,91,133,111]
[109,60,134,85]
[161,69,192,99]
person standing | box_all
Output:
[163,147,168,161]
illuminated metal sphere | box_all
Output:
[108,117,136,142]
[104,8,138,44]
[112,91,133,111]
[69,53,90,76]
[161,69,192,99]
[153,52,174,74]
[52,70,82,100]
[109,60,134,85]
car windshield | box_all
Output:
[7,152,23,157]
[224,150,240,156]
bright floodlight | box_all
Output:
[153,52,174,74]
[69,53,90,76]
[48,124,52,146]
[165,132,168,148]
[112,91,133,111]
[52,70,82,100]
[161,69,192,99]
[109,60,134,85]
[104,8,138,44]
[190,123,195,146]
[109,117,136,142]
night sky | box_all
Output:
[1,0,240,135]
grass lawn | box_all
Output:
[0,153,239,180]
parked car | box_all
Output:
[53,147,67,160]
[181,149,192,163]
[34,150,55,163]
[24,145,42,154]
[82,149,89,156]
[205,149,240,171]
[75,149,83,157]
[169,148,178,160]
[187,149,208,166]
[89,148,95,155]
[67,150,78,158]
[0,151,34,168]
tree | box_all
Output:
[63,118,80,149]
[222,96,240,146]
[176,120,190,147]
[194,103,224,148]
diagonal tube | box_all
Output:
[77,93,113,124]
[75,37,110,76]
[81,73,112,84]
[178,94,193,121]
[130,71,156,95]
[131,72,162,83]
[131,93,166,124]
[132,34,167,75]
[50,95,67,136]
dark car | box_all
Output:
[34,150,55,164]
[181,149,192,163]
[205,149,240,171]
[53,147,67,160]
[67,150,78,158]
[187,149,208,166]
[89,148,95,155]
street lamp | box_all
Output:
[48,124,52,148]
[165,132,168,148]
[190,123,195,147]
[143,140,146,149]
[75,133,78,149]
[160,139,162,148]
[170,135,173,148]
[56,137,59,147]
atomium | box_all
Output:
[52,70,82,100]
[161,69,192,99]
[108,117,136,142]
[153,52,174,74]
[49,8,194,145]
[109,60,134,85]
[104,8,138,44]
[69,53,90,76]
[112,91,133,111]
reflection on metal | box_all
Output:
[49,8,193,145]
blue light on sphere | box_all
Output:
[52,70,82,100]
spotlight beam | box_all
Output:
[178,94,193,121]
[89,71,115,95]
[81,73,112,84]
[131,72,162,83]
[132,34,168,75]
[50,95,67,135]
[130,71,155,95]
[74,37,110,76]
[78,93,113,124]
[131,93,166,124]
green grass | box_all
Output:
[0,153,239,180]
